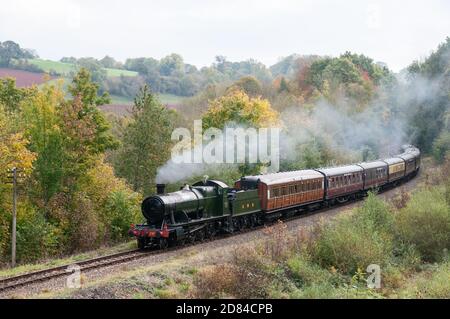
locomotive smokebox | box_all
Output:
[156,184,166,195]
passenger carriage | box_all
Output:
[315,165,364,202]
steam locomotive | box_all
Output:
[129,145,420,249]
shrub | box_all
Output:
[401,261,450,298]
[104,190,140,241]
[193,245,285,298]
[230,246,281,298]
[67,191,101,252]
[395,188,450,262]
[193,264,237,298]
[292,282,384,299]
[310,215,393,275]
[354,191,394,233]
[286,254,334,287]
[261,220,293,262]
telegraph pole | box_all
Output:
[11,167,17,268]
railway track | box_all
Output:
[0,249,154,293]
[0,175,418,295]
[0,223,281,294]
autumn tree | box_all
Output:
[67,68,118,154]
[226,76,263,97]
[114,85,175,195]
[202,90,279,130]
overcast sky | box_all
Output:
[1,0,449,72]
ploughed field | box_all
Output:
[0,68,54,87]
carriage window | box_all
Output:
[282,187,287,195]
[290,185,295,194]
[272,188,279,198]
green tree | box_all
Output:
[0,78,35,113]
[227,76,263,97]
[279,77,289,93]
[22,83,65,204]
[99,55,118,69]
[0,40,34,66]
[76,58,108,84]
[114,85,175,195]
[406,37,450,153]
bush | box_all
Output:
[230,246,281,298]
[311,218,393,274]
[193,264,237,298]
[432,131,450,163]
[395,188,450,262]
[310,197,394,275]
[105,190,140,241]
[401,261,450,298]
[355,192,394,233]
[193,245,285,298]
[286,254,335,287]
[16,205,60,262]
[293,283,384,299]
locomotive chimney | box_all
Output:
[156,183,166,195]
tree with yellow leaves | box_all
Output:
[202,90,281,175]
[202,90,280,130]
[0,105,36,178]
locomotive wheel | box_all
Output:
[250,215,258,228]
[243,216,251,229]
[187,233,196,244]
[137,238,146,250]
[159,238,168,250]
[206,224,216,239]
[233,218,242,232]
[196,229,206,242]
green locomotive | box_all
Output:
[129,180,262,249]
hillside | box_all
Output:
[29,58,138,77]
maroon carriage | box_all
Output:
[316,165,364,202]
[357,161,388,190]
